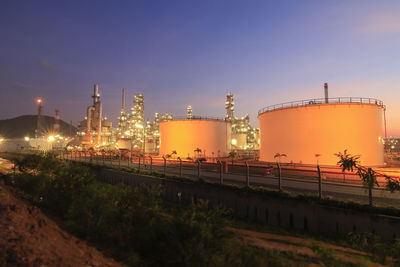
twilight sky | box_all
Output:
[1,1,400,136]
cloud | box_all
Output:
[360,13,400,35]
[37,58,60,72]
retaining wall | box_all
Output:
[95,168,400,241]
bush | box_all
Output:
[11,153,279,266]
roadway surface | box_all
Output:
[68,155,400,208]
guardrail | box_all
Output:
[258,97,384,115]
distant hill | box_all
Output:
[0,115,77,138]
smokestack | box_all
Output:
[324,83,328,104]
[92,84,100,104]
[54,109,60,134]
[122,88,125,110]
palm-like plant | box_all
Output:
[335,150,376,206]
[274,153,287,163]
[335,150,360,172]
[194,148,201,158]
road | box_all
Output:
[69,155,400,208]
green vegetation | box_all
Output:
[8,153,310,266]
[336,150,400,206]
[4,153,400,266]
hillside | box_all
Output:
[0,115,77,138]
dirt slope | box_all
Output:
[0,179,124,267]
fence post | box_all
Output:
[84,151,87,161]
[277,162,282,192]
[138,155,141,170]
[102,152,105,165]
[197,159,201,179]
[74,151,77,161]
[245,161,249,187]
[79,151,81,161]
[163,156,166,176]
[119,153,121,168]
[178,157,182,177]
[110,153,113,166]
[317,165,322,199]
[96,152,98,164]
[149,156,152,173]
[90,152,93,163]
[218,160,223,184]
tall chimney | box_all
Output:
[122,88,125,110]
[92,84,100,104]
[324,83,328,104]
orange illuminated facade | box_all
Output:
[159,119,231,158]
[258,101,385,166]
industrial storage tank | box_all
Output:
[258,97,385,166]
[159,117,231,159]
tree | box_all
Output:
[335,150,379,206]
[228,151,236,165]
[274,153,287,163]
[335,150,359,182]
[194,148,202,157]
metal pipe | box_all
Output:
[245,161,249,187]
[162,156,166,176]
[197,159,201,179]
[317,165,322,199]
[277,162,282,192]
[324,83,328,104]
[178,157,182,177]
[218,160,223,184]
[149,156,152,173]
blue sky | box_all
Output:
[1,0,400,135]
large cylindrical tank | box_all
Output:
[258,99,385,166]
[159,118,231,158]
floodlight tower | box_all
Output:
[35,98,43,138]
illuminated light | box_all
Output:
[47,136,55,142]
[24,136,30,141]
[0,138,4,142]
[231,139,237,145]
[135,123,144,129]
[36,98,42,104]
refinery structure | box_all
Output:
[0,82,389,167]
[72,84,261,159]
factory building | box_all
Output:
[258,84,385,166]
[159,117,231,159]
[225,93,260,150]
[76,84,113,148]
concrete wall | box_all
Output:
[96,168,400,241]
[258,103,385,166]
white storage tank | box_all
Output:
[159,117,231,159]
[258,98,385,166]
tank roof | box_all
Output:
[162,115,227,122]
[258,97,384,116]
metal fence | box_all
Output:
[61,150,400,208]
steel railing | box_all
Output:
[258,97,384,115]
